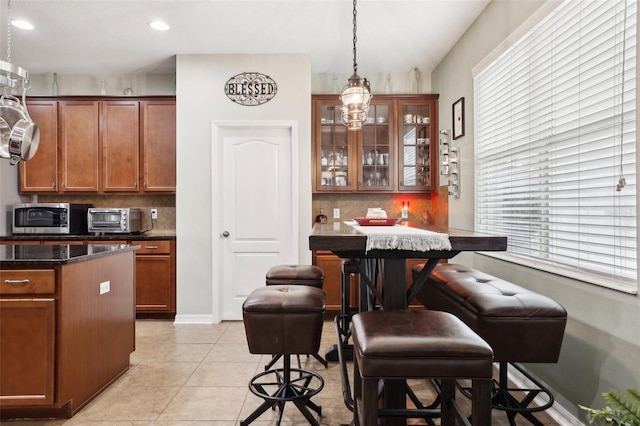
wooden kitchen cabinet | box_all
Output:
[312,94,438,193]
[20,100,59,192]
[358,99,395,191]
[102,100,140,192]
[397,98,438,192]
[1,238,176,317]
[313,97,354,191]
[59,100,100,192]
[19,96,176,195]
[0,249,136,418]
[0,299,55,406]
[131,239,176,316]
[312,250,347,313]
[141,100,176,192]
[0,269,56,406]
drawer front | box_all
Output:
[0,270,56,294]
[132,240,171,255]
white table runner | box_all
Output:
[345,221,452,253]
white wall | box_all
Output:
[432,0,640,421]
[175,54,312,323]
[0,162,26,235]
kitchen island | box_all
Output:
[1,234,177,318]
[0,244,138,419]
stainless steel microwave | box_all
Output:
[12,203,92,235]
[87,208,141,234]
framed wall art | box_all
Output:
[452,97,465,140]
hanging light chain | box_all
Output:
[352,0,358,74]
[6,0,12,64]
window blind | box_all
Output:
[474,0,637,292]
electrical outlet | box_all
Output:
[100,281,110,295]
[333,208,340,219]
[151,208,158,220]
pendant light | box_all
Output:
[340,0,371,131]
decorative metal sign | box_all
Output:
[224,72,277,106]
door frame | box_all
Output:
[211,120,299,323]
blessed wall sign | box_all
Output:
[224,72,277,106]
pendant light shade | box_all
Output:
[340,0,371,131]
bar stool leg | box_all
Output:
[440,379,456,426]
[471,378,492,426]
[341,265,352,335]
[353,356,362,425]
[361,377,379,426]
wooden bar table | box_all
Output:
[309,221,507,426]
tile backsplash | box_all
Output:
[312,186,449,227]
[37,194,176,232]
[35,188,449,233]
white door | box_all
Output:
[213,122,298,320]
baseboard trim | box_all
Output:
[173,314,216,324]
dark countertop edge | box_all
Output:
[0,234,176,241]
[0,244,140,266]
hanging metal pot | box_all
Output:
[0,95,27,127]
[0,117,11,159]
[0,93,40,164]
[8,116,40,164]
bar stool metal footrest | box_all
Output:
[241,357,324,426]
[455,362,554,426]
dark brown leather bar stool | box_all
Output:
[264,264,327,368]
[415,263,567,426]
[242,285,326,426]
[265,264,324,288]
[352,310,494,426]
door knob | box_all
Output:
[222,231,230,237]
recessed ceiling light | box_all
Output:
[12,20,34,30]
[149,21,170,31]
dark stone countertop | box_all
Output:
[0,231,175,242]
[0,244,140,266]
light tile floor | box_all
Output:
[5,319,560,425]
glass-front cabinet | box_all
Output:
[312,94,438,193]
[399,100,435,191]
[359,100,394,191]
[315,98,353,191]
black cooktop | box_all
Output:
[0,243,137,265]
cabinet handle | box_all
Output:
[51,182,55,188]
[133,182,137,188]
[144,245,159,250]
[61,182,65,188]
[4,279,30,285]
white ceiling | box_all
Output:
[0,0,490,78]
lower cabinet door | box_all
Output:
[0,298,55,406]
[312,250,358,314]
[135,254,174,312]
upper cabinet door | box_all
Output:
[397,98,438,192]
[59,101,100,192]
[357,98,394,192]
[312,94,439,194]
[141,101,176,192]
[20,100,59,193]
[101,100,140,192]
[313,97,355,192]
